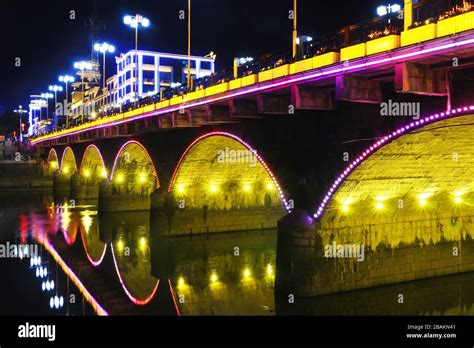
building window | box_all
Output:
[143,55,155,65]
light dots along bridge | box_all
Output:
[315,105,474,224]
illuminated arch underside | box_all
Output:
[111,142,159,188]
[80,145,106,178]
[61,147,77,174]
[322,114,474,226]
[170,134,285,209]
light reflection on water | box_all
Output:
[4,191,474,315]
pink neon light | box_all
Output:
[168,279,182,316]
[110,243,160,306]
[39,237,108,315]
[313,104,474,219]
[32,34,474,145]
[47,148,58,163]
[60,146,78,172]
[110,140,160,187]
[80,226,107,267]
[167,131,290,211]
[79,144,107,175]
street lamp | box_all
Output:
[40,93,54,121]
[123,14,150,104]
[73,61,93,124]
[48,85,63,131]
[187,0,192,89]
[58,75,75,128]
[13,105,27,142]
[292,0,297,59]
[94,42,115,113]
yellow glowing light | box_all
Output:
[90,112,97,119]
[116,174,124,183]
[342,205,349,212]
[210,185,218,193]
[117,240,124,251]
[83,169,91,178]
[376,202,383,210]
[177,184,185,193]
[178,277,185,287]
[50,161,58,169]
[82,211,92,234]
[101,169,108,178]
[210,273,218,283]
[267,183,273,190]
[244,185,251,192]
[343,198,353,205]
[140,237,147,248]
[419,193,430,200]
[455,196,462,204]
[266,264,273,276]
[420,199,427,207]
[139,173,146,183]
[243,268,251,279]
[62,166,69,174]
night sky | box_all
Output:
[0,0,382,111]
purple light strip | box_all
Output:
[79,144,106,175]
[167,131,290,211]
[109,140,160,187]
[39,236,109,315]
[80,226,107,267]
[59,146,77,172]
[47,148,58,163]
[110,243,160,306]
[32,34,474,145]
[314,105,474,219]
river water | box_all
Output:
[1,191,474,315]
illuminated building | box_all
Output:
[115,50,215,104]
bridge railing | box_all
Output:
[31,0,474,142]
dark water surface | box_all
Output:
[1,191,474,316]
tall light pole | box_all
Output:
[40,93,54,121]
[187,0,192,89]
[13,105,27,142]
[49,85,63,131]
[58,75,75,128]
[292,0,298,59]
[124,14,150,105]
[94,42,115,113]
[74,61,92,124]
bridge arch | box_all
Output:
[79,145,107,180]
[168,131,289,211]
[315,104,474,242]
[60,147,78,176]
[110,141,160,193]
[47,148,59,173]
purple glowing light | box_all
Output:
[313,104,474,219]
[32,35,474,146]
[110,243,160,306]
[167,131,290,212]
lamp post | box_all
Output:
[40,93,54,121]
[292,0,297,59]
[123,14,150,105]
[58,75,75,128]
[187,0,192,89]
[13,105,27,142]
[48,85,63,131]
[73,61,93,124]
[94,42,115,113]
